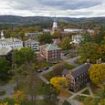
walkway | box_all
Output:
[65,56,80,66]
[0,83,16,99]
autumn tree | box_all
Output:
[13,90,26,104]
[52,31,62,39]
[50,77,68,92]
[89,64,105,85]
[99,45,105,62]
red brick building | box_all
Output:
[40,44,61,62]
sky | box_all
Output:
[0,0,105,17]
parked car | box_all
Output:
[43,67,49,70]
[36,69,43,73]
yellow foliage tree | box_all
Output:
[0,102,20,105]
[89,64,105,85]
[50,77,68,92]
[13,90,26,104]
[0,102,8,105]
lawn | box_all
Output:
[43,70,55,81]
[59,90,72,98]
[0,90,6,96]
[43,62,75,81]
[36,100,56,105]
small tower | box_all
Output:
[1,30,5,40]
[52,18,58,34]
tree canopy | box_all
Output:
[78,42,101,63]
[0,58,11,81]
[38,33,53,44]
[60,37,71,50]
[13,47,35,66]
[50,77,68,92]
[89,64,105,85]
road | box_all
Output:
[0,83,16,99]
[64,56,80,66]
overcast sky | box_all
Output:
[0,0,105,17]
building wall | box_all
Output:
[24,41,39,51]
[0,41,23,49]
[68,72,90,92]
[40,46,61,62]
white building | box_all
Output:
[64,29,83,33]
[24,39,39,51]
[52,20,58,30]
[0,31,23,50]
[70,34,83,44]
[51,19,58,34]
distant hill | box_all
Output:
[0,15,105,27]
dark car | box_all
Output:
[43,67,49,71]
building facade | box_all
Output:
[71,34,83,44]
[40,44,61,62]
[66,63,91,92]
[0,31,23,50]
[24,39,39,51]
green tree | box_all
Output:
[52,62,65,76]
[38,33,52,44]
[19,63,38,105]
[52,31,62,39]
[60,37,71,50]
[81,33,93,44]
[0,58,11,81]
[12,47,36,89]
[13,47,35,66]
[78,42,100,63]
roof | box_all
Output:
[0,47,12,56]
[0,38,22,44]
[64,29,83,33]
[41,44,61,51]
[62,69,69,75]
[71,63,91,78]
[25,39,39,43]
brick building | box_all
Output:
[65,63,91,92]
[40,44,61,62]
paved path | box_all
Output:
[68,99,82,105]
[0,83,16,99]
[68,87,88,100]
[38,74,49,84]
[38,67,53,84]
[65,56,80,66]
[40,67,53,75]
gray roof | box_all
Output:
[25,39,39,43]
[71,63,91,78]
[62,69,69,75]
[0,47,12,56]
[41,44,61,51]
